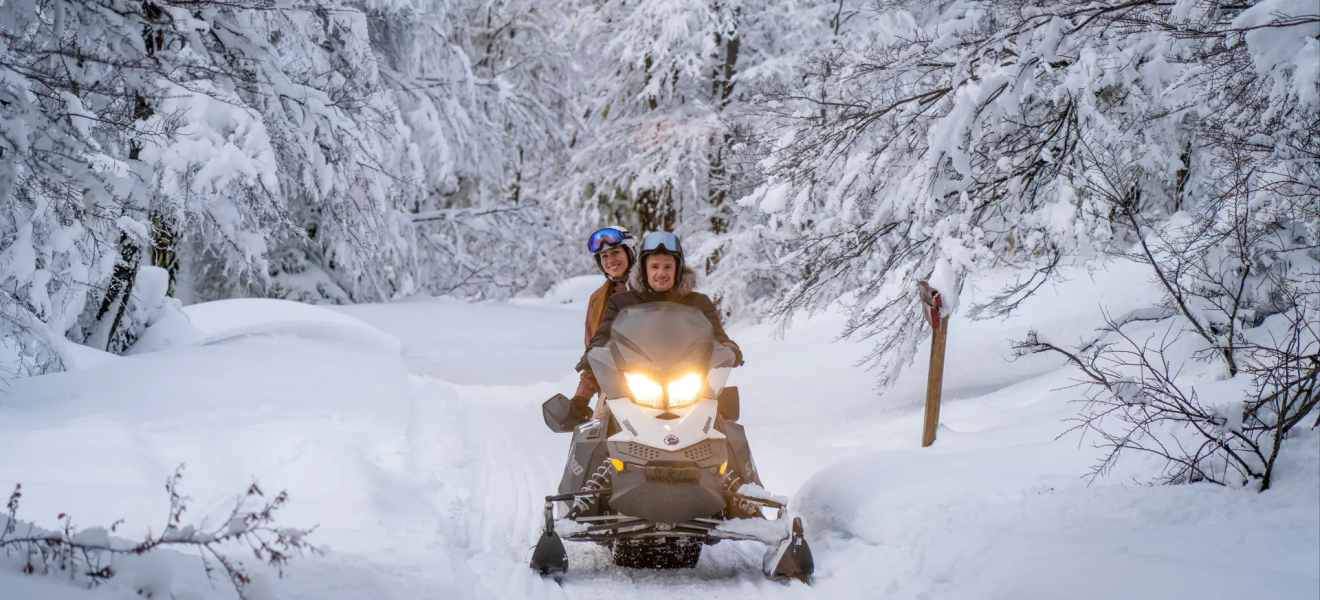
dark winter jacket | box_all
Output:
[576,266,742,376]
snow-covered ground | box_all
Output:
[1,266,1316,599]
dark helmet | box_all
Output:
[637,231,684,288]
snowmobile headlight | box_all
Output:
[666,373,704,408]
[624,372,665,409]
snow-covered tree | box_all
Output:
[563,0,843,314]
[216,6,421,305]
[365,0,580,299]
[748,0,1320,387]
[0,0,591,378]
[0,0,296,369]
[566,0,735,236]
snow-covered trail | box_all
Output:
[334,295,815,598]
[1,269,1317,600]
[331,268,1319,600]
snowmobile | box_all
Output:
[530,302,814,582]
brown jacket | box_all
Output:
[575,279,627,398]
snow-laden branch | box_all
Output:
[1,465,317,599]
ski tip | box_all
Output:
[529,530,569,578]
[532,566,566,583]
[767,516,814,584]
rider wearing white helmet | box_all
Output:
[578,230,743,378]
[566,226,636,421]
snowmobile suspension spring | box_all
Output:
[568,459,616,518]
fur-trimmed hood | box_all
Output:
[629,264,697,299]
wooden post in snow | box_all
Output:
[918,281,949,448]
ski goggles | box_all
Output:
[640,231,682,255]
[587,227,633,254]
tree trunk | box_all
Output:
[644,54,657,111]
[637,182,675,233]
[150,211,177,296]
[705,11,740,272]
[94,233,141,351]
[97,1,163,350]
[630,47,674,233]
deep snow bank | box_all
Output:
[796,407,1320,600]
[0,299,444,599]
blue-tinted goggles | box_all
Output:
[641,231,682,255]
[588,227,633,254]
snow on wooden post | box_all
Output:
[917,280,950,448]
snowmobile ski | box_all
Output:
[529,501,567,577]
[767,516,814,583]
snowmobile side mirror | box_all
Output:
[718,386,740,421]
[542,393,581,433]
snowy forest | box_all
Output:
[3,0,1318,469]
[1,0,1318,598]
[4,0,1318,474]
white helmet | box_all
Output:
[588,225,636,278]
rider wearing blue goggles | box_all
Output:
[587,227,634,255]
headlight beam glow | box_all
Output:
[666,373,704,408]
[624,372,665,409]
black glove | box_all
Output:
[568,394,593,424]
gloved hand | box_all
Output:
[568,394,593,424]
[728,342,745,367]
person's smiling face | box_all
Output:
[646,254,677,292]
[599,246,630,279]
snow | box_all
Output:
[1235,0,1320,106]
[124,306,205,356]
[717,517,789,544]
[734,483,788,506]
[927,258,960,316]
[181,299,379,337]
[55,341,123,371]
[515,275,606,308]
[68,526,111,548]
[1,264,1317,599]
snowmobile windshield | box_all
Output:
[587,303,733,401]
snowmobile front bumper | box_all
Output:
[607,462,727,524]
